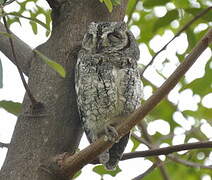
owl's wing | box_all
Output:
[74,53,81,95]
[75,51,95,144]
[78,108,93,144]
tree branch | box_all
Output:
[90,141,212,164]
[0,142,9,148]
[55,28,212,178]
[0,22,33,76]
[140,6,212,76]
[168,155,212,170]
[2,0,16,6]
[121,141,212,160]
[131,133,150,146]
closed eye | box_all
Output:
[108,31,122,42]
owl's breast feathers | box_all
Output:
[76,52,142,135]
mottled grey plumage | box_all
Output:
[75,22,142,170]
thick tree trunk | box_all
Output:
[0,1,127,180]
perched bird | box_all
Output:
[75,22,142,170]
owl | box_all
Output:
[75,22,143,170]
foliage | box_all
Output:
[0,0,211,179]
[99,0,122,12]
[34,50,66,78]
[0,100,22,116]
[2,0,51,36]
[93,165,121,178]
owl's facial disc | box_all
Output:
[99,30,128,53]
[82,22,129,53]
[100,22,129,53]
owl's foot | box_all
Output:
[99,151,109,164]
[104,124,119,143]
[53,152,71,168]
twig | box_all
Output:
[90,141,212,164]
[55,28,212,178]
[121,141,212,160]
[0,142,9,148]
[132,163,159,180]
[3,0,16,6]
[1,9,39,107]
[127,0,139,24]
[168,155,212,170]
[131,133,150,147]
[140,6,212,76]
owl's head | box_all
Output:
[82,22,129,53]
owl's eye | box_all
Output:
[108,32,122,42]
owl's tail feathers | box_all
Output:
[104,133,130,170]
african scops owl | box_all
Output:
[75,22,143,170]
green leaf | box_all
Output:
[112,0,121,6]
[180,59,212,97]
[93,165,121,177]
[5,12,50,32]
[185,8,212,21]
[72,170,81,179]
[34,50,66,78]
[0,31,12,38]
[103,0,113,12]
[6,16,21,27]
[126,0,137,15]
[0,100,22,116]
[183,106,212,120]
[30,21,38,34]
[0,0,4,5]
[130,136,141,152]
[185,28,196,51]
[0,58,2,88]
[173,0,190,8]
[149,99,177,128]
[44,9,51,37]
[142,168,162,180]
[143,0,169,8]
[153,10,179,32]
[166,161,204,180]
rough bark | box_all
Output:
[0,1,128,180]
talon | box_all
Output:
[99,151,109,164]
[104,124,119,143]
[54,152,71,168]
